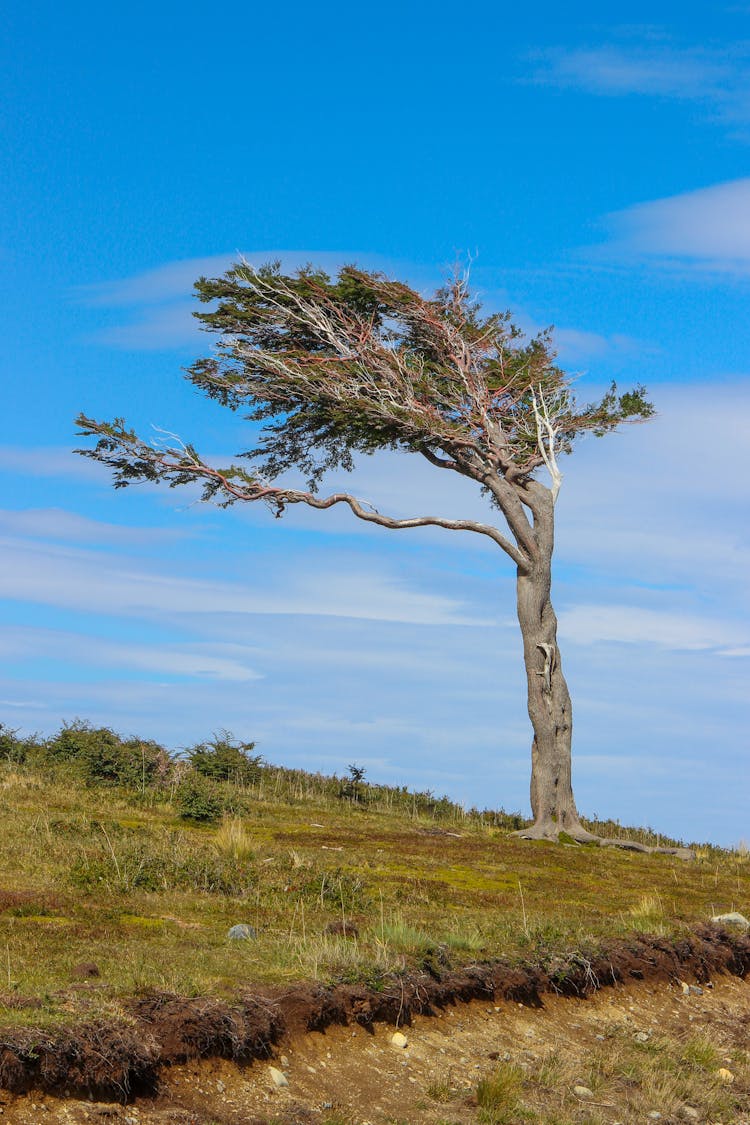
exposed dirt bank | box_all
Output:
[0,925,749,1123]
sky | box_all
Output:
[1,1,748,846]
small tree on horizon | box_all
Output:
[77,261,657,845]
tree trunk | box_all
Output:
[514,497,594,841]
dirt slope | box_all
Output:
[1,930,749,1125]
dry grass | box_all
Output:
[0,755,748,1035]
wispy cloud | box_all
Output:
[558,603,747,654]
[0,535,485,627]
[0,446,102,481]
[602,178,750,272]
[78,251,403,351]
[532,40,750,127]
[0,625,261,682]
[0,508,186,546]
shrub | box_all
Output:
[42,720,171,789]
[186,731,262,786]
[0,724,29,764]
[175,771,224,823]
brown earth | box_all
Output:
[0,926,749,1124]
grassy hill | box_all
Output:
[1,720,747,1037]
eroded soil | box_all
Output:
[1,928,749,1124]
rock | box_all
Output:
[711,911,749,929]
[647,1114,662,1121]
[682,1109,699,1120]
[716,1067,734,1083]
[269,1066,289,1088]
[227,923,256,940]
[634,1031,650,1042]
[573,1086,594,1099]
[391,1031,408,1048]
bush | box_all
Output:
[186,731,262,786]
[175,771,224,823]
[0,724,29,765]
[42,721,171,789]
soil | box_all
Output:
[0,925,749,1124]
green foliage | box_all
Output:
[186,731,262,785]
[76,262,654,505]
[476,1063,527,1123]
[174,771,224,823]
[41,720,170,789]
[0,724,29,764]
[338,762,367,802]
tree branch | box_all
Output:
[75,418,531,571]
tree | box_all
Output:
[77,261,657,845]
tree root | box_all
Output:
[512,823,695,859]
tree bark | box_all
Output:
[514,491,595,842]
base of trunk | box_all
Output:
[513,821,695,859]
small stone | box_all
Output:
[216,1080,225,1093]
[573,1085,594,1099]
[280,1055,290,1067]
[227,923,256,940]
[391,1031,408,1048]
[681,981,691,995]
[682,1109,699,1120]
[269,1066,289,1088]
[716,1067,734,1083]
[635,1031,650,1042]
[688,985,703,995]
[647,1114,662,1121]
[711,912,749,929]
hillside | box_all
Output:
[0,722,748,1123]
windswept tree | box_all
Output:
[77,262,655,844]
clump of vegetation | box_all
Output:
[174,771,225,824]
[476,1062,527,1123]
[186,731,263,786]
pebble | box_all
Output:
[391,1031,408,1048]
[647,1113,661,1121]
[573,1085,594,1099]
[269,1066,289,1088]
[635,1031,650,1042]
[711,911,749,929]
[683,1109,699,1120]
[716,1067,734,1083]
[227,923,256,940]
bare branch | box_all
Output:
[75,419,531,571]
[530,385,563,503]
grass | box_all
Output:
[467,1028,749,1124]
[0,724,748,1035]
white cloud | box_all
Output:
[0,534,484,627]
[532,41,750,127]
[604,178,750,271]
[0,446,102,481]
[0,626,261,682]
[558,603,745,652]
[0,508,186,546]
[78,250,410,350]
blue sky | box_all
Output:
[1,1,749,845]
